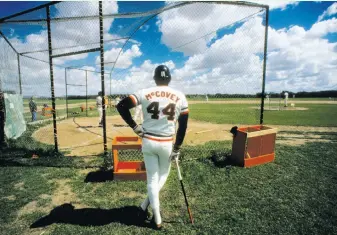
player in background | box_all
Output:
[115,96,121,105]
[284,91,289,107]
[96,91,103,127]
[205,94,209,102]
[29,96,37,122]
[117,65,189,230]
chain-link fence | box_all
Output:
[0,1,269,168]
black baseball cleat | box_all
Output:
[137,207,151,222]
[150,217,162,230]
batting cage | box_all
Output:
[0,1,269,169]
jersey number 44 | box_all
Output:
[147,102,175,121]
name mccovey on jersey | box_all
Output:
[145,91,180,103]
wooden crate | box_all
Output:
[112,136,146,181]
[230,125,278,167]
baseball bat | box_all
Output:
[175,159,194,224]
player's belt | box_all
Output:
[143,133,173,142]
[144,132,173,137]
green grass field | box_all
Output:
[1,98,336,234]
[22,98,337,126]
[1,139,336,234]
[189,103,337,126]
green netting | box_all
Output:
[0,1,268,166]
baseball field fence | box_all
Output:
[0,1,269,169]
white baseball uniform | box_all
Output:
[284,92,289,107]
[129,86,189,225]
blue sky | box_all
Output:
[0,1,337,96]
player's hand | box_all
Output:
[133,125,144,137]
[169,148,180,162]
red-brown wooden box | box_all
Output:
[230,125,278,167]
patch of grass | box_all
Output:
[0,120,104,168]
[1,121,58,157]
[263,104,337,126]
[189,103,260,125]
[1,139,336,234]
[189,103,337,126]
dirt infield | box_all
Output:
[251,106,309,111]
[32,116,337,156]
[33,116,234,156]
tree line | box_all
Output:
[17,90,337,99]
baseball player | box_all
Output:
[284,91,289,107]
[117,65,189,230]
[96,91,103,127]
[266,94,270,102]
[29,96,37,122]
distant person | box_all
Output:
[284,92,289,107]
[266,94,270,102]
[205,94,209,102]
[104,96,109,110]
[293,94,295,99]
[96,91,103,127]
[115,96,121,105]
[42,104,49,117]
[29,96,37,122]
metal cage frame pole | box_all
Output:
[65,68,69,118]
[259,6,269,125]
[17,54,22,95]
[99,1,108,159]
[86,70,88,117]
[46,6,59,152]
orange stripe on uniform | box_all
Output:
[129,95,137,105]
[144,136,173,142]
[181,110,189,115]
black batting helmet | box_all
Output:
[153,65,171,85]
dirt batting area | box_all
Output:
[32,115,337,156]
[33,116,234,156]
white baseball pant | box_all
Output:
[141,137,172,225]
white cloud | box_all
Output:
[157,2,262,56]
[155,2,337,94]
[317,2,337,22]
[307,17,337,38]
[140,25,150,32]
[9,1,119,65]
[266,18,337,92]
[96,44,142,69]
[107,60,178,94]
